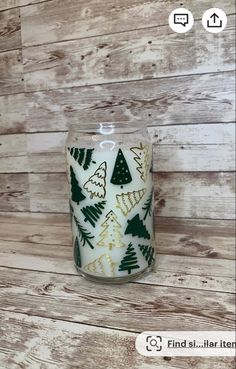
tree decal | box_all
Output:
[81,200,107,228]
[138,244,155,267]
[130,143,150,181]
[116,188,146,216]
[73,213,94,249]
[142,190,153,220]
[70,166,86,204]
[68,147,95,170]
[97,210,125,250]
[84,254,117,277]
[118,243,140,274]
[73,236,82,267]
[83,161,107,199]
[125,214,150,240]
[110,149,132,187]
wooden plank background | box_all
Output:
[0,1,235,367]
[0,0,235,262]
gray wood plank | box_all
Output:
[0,7,21,52]
[20,0,235,46]
[23,71,235,133]
[0,49,23,96]
[22,16,235,92]
[1,310,233,369]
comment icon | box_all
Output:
[169,8,194,33]
[174,13,189,26]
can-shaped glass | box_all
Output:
[66,122,155,283]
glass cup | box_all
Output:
[66,122,155,283]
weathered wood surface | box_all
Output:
[0,213,234,257]
[22,16,235,92]
[20,0,235,47]
[0,172,234,217]
[0,241,235,293]
[23,71,236,132]
[1,312,234,369]
[0,213,234,293]
[0,7,21,52]
[0,212,234,259]
[0,93,26,134]
[0,173,29,211]
[0,49,23,96]
[0,0,46,11]
[1,123,234,172]
[0,72,234,134]
[0,266,235,331]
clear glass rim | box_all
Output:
[69,121,147,134]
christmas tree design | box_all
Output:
[125,214,150,240]
[73,236,82,267]
[130,143,150,181]
[97,210,125,250]
[73,213,94,249]
[83,161,107,199]
[118,243,140,275]
[84,254,117,276]
[68,147,95,170]
[70,166,86,204]
[110,149,132,187]
[81,201,106,228]
[116,188,146,216]
[138,244,155,267]
[142,190,153,220]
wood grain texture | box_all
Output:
[0,171,234,217]
[0,123,235,172]
[156,218,235,260]
[25,172,235,218]
[0,267,235,331]
[0,93,26,134]
[0,49,23,95]
[0,173,29,211]
[155,172,235,219]
[0,212,234,259]
[1,311,234,369]
[0,0,47,11]
[22,16,235,92]
[22,71,235,133]
[0,241,234,293]
[20,0,235,47]
[0,7,21,52]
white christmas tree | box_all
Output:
[84,254,117,277]
[130,143,150,181]
[116,188,146,216]
[97,210,125,250]
[83,161,107,199]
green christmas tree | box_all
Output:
[110,149,132,187]
[118,243,140,274]
[138,244,155,267]
[73,236,82,267]
[70,166,86,204]
[73,213,94,249]
[68,147,95,170]
[142,190,153,220]
[81,201,106,228]
[125,214,150,240]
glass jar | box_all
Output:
[66,122,155,283]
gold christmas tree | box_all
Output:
[130,143,150,181]
[83,161,107,199]
[116,188,146,216]
[97,210,125,250]
[84,254,117,276]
